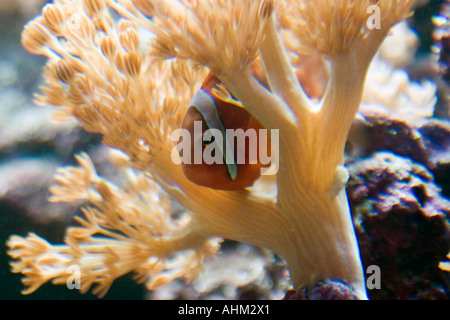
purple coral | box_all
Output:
[347,152,450,299]
[354,115,450,198]
[283,280,358,300]
[434,0,450,84]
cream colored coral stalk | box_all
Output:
[8,0,414,299]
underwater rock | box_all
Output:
[0,158,81,226]
[438,31,450,83]
[419,119,450,196]
[0,0,45,17]
[348,114,450,198]
[433,0,450,84]
[148,243,289,300]
[283,280,358,300]
[362,21,438,124]
[431,0,450,118]
[0,106,86,157]
[347,152,450,299]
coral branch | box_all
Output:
[258,12,313,118]
[8,152,218,297]
[149,149,284,251]
[221,69,297,130]
[147,0,270,76]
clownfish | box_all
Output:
[179,62,272,190]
